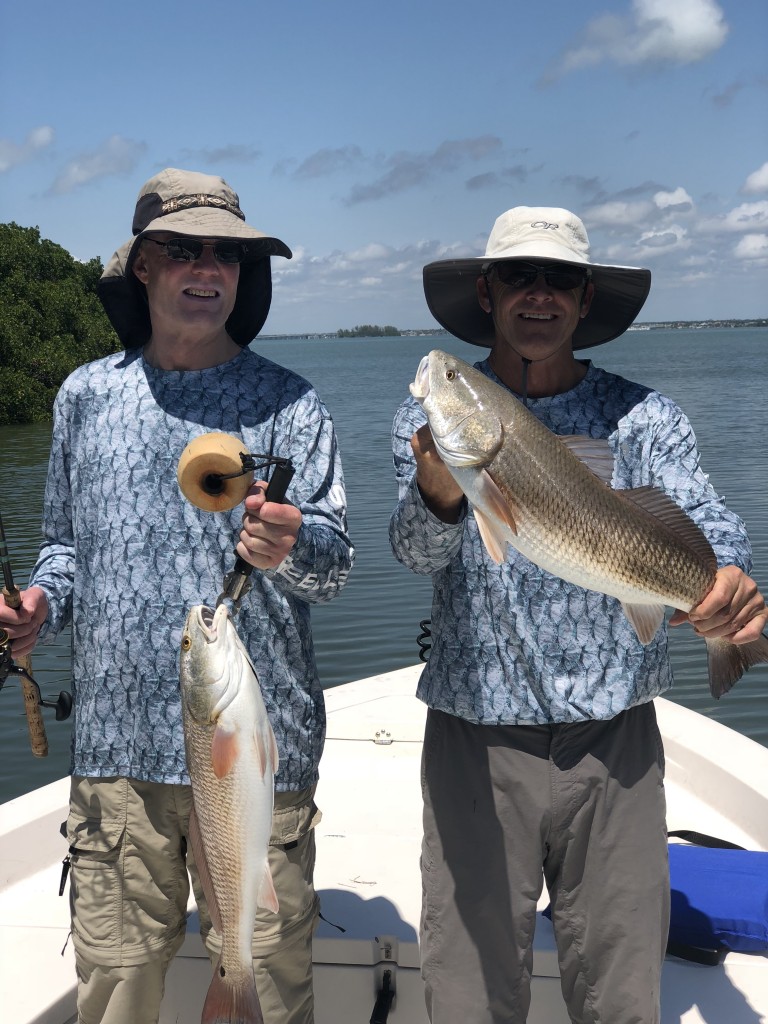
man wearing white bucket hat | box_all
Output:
[389,207,768,1023]
[0,168,354,1024]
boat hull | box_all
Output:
[2,665,767,1024]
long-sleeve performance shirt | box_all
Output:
[31,347,354,791]
[389,359,752,725]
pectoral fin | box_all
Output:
[472,468,518,564]
[474,509,509,564]
[211,725,239,779]
[621,602,665,645]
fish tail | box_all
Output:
[706,632,768,700]
[202,956,264,1024]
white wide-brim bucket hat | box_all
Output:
[98,168,292,349]
[423,206,651,350]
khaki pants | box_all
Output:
[420,704,669,1024]
[64,776,320,1024]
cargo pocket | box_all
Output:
[270,787,322,848]
[64,780,127,957]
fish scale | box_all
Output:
[479,404,713,607]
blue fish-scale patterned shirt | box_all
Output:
[389,360,752,725]
[31,347,354,790]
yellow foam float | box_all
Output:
[177,432,253,512]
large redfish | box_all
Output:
[410,349,768,698]
[180,603,279,1024]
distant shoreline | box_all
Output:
[261,319,767,342]
[624,318,768,332]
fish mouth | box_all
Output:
[409,355,431,400]
[191,604,228,642]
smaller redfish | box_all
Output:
[180,603,279,1023]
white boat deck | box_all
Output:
[2,665,767,1023]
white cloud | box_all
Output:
[637,224,690,253]
[347,242,392,263]
[719,201,768,232]
[49,135,148,195]
[551,0,728,77]
[734,233,768,260]
[742,162,768,195]
[0,125,54,173]
[582,199,654,227]
[272,237,446,317]
[654,187,693,210]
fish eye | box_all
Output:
[181,634,192,651]
[446,370,457,381]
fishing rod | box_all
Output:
[217,457,295,610]
[0,513,72,756]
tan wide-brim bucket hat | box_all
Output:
[98,168,292,349]
[423,206,651,350]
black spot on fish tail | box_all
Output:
[202,955,263,1024]
[706,632,768,699]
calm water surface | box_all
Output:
[1,327,766,803]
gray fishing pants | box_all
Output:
[64,777,320,1024]
[420,702,669,1024]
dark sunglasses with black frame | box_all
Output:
[142,236,252,265]
[489,261,592,291]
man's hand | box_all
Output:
[236,481,302,570]
[0,586,49,658]
[669,565,768,643]
[411,425,465,523]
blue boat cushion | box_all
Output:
[669,843,768,953]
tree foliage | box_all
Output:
[0,223,120,424]
[336,324,401,338]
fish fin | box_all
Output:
[706,632,768,699]
[558,436,615,486]
[253,731,266,776]
[474,508,509,564]
[620,488,717,571]
[252,726,279,778]
[211,724,239,779]
[472,467,518,563]
[202,953,263,1024]
[188,806,224,935]
[621,602,666,644]
[258,865,280,914]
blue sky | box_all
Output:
[2,0,766,334]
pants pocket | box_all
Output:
[65,777,127,951]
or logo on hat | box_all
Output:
[530,221,559,229]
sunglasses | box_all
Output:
[490,262,590,291]
[143,237,250,265]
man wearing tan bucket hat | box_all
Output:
[0,168,354,1023]
[389,207,767,1023]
